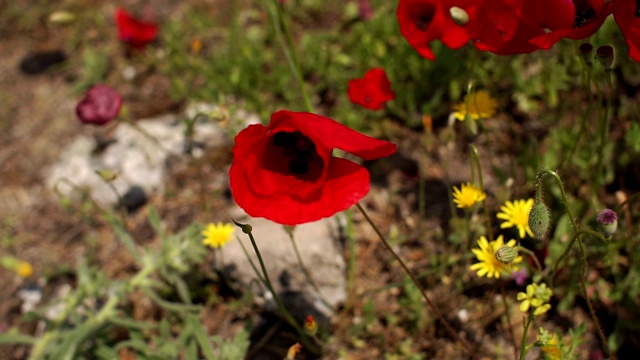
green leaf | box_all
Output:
[188,314,216,360]
[147,207,164,238]
[0,331,36,345]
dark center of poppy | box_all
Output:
[272,131,318,175]
[573,1,596,28]
[636,0,640,17]
[413,5,435,32]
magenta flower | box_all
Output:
[76,85,122,126]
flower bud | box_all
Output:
[596,45,614,70]
[95,169,117,182]
[528,201,550,240]
[579,43,593,65]
[232,219,252,234]
[495,245,518,265]
[449,7,469,26]
[304,315,318,336]
[596,209,617,238]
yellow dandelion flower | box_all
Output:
[201,222,235,248]
[453,90,498,121]
[470,235,522,279]
[452,182,486,208]
[497,199,534,239]
[16,261,33,278]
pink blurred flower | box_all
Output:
[76,85,121,126]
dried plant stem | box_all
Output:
[355,203,473,353]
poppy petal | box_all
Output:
[269,110,396,160]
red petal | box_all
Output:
[115,8,158,49]
[232,157,370,225]
[269,110,396,160]
[613,0,640,61]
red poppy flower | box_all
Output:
[470,0,553,54]
[76,84,121,125]
[528,0,612,50]
[347,68,395,110]
[229,110,396,225]
[115,8,158,50]
[612,0,640,61]
[397,0,482,60]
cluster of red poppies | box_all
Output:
[397,0,639,61]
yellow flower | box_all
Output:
[517,282,553,316]
[453,90,498,121]
[452,182,486,208]
[517,284,544,312]
[470,235,522,278]
[201,222,235,248]
[540,335,561,360]
[497,199,534,239]
[285,343,302,360]
[16,261,33,278]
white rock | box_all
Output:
[223,206,346,320]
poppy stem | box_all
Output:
[285,227,335,312]
[267,0,314,113]
[234,221,321,354]
[469,145,493,242]
[355,203,474,353]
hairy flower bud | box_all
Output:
[596,209,618,238]
[495,245,518,265]
[528,201,550,240]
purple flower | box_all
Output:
[76,85,121,126]
[596,209,618,237]
[597,209,617,225]
[512,268,528,286]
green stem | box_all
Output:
[547,228,605,284]
[346,209,356,311]
[593,69,614,191]
[517,246,542,273]
[561,43,594,168]
[236,235,266,284]
[500,282,519,360]
[267,0,313,113]
[537,169,578,231]
[518,312,534,360]
[470,145,493,242]
[235,222,319,353]
[355,203,473,352]
[286,228,334,311]
[577,237,614,360]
